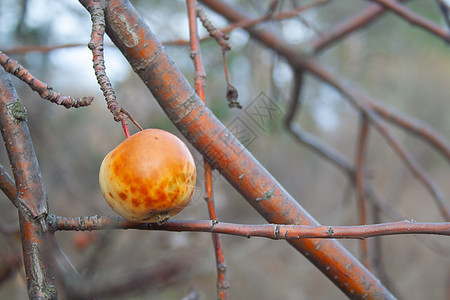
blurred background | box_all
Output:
[0,0,449,299]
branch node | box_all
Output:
[327,227,335,237]
[274,224,281,239]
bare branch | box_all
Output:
[369,0,450,42]
[0,64,57,299]
[307,0,411,53]
[49,215,450,238]
[0,51,93,108]
[187,1,229,298]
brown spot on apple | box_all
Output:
[131,198,140,207]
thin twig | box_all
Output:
[187,1,229,298]
[86,0,142,135]
[0,164,17,208]
[196,6,230,53]
[202,0,450,165]
[366,98,450,163]
[48,215,450,238]
[369,0,450,42]
[285,71,354,176]
[196,6,241,109]
[166,0,329,47]
[307,0,411,53]
[221,0,328,36]
[0,51,93,108]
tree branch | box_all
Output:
[0,51,93,108]
[368,0,450,42]
[0,66,57,299]
[187,1,229,298]
[49,215,450,239]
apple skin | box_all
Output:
[99,129,197,223]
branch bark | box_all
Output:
[49,215,450,239]
[0,66,57,299]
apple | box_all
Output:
[99,129,197,223]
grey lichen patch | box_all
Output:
[7,100,27,122]
[327,227,335,237]
[114,13,139,48]
[30,243,44,289]
[274,224,281,239]
[256,187,275,202]
[181,94,198,112]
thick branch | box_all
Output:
[0,66,57,299]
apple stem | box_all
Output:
[121,118,131,138]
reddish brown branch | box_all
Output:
[369,0,450,42]
[0,67,57,298]
[166,0,329,47]
[307,0,410,53]
[196,6,230,53]
[196,6,241,109]
[187,1,229,298]
[0,51,93,108]
[366,99,450,162]
[86,0,142,136]
[87,0,119,119]
[0,164,17,208]
[49,215,450,238]
[228,0,328,31]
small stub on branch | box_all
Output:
[197,7,231,54]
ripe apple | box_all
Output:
[99,129,197,223]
